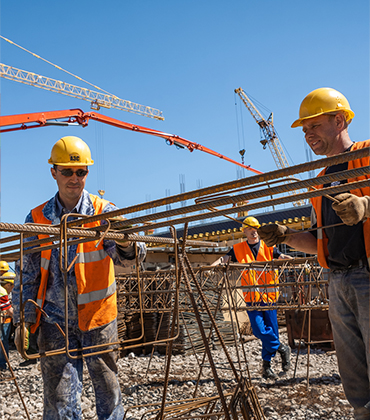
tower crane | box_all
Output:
[235,87,289,168]
[0,63,164,121]
[235,87,305,206]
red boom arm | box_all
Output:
[0,108,262,174]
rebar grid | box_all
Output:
[3,149,368,418]
[117,258,328,314]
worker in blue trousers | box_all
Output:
[212,216,292,379]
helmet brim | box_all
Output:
[291,109,355,128]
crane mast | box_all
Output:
[235,87,305,206]
[235,87,290,168]
[0,63,164,121]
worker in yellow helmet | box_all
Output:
[0,261,9,277]
[0,271,15,372]
[259,88,370,418]
[12,136,147,419]
[212,216,292,379]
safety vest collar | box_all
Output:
[42,190,97,224]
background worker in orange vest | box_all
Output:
[12,136,146,420]
[212,216,292,379]
[0,270,15,372]
[259,88,370,420]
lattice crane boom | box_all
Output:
[235,87,289,169]
[235,87,305,206]
[0,63,164,121]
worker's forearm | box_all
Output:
[285,231,317,255]
[211,255,230,266]
[278,253,293,260]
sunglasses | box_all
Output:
[56,168,89,177]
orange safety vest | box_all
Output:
[311,140,370,269]
[30,194,117,333]
[233,241,279,304]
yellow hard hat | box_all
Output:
[48,136,94,166]
[0,271,15,284]
[291,87,355,128]
[0,261,9,272]
[243,216,261,229]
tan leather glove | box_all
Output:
[110,216,132,248]
[258,224,290,247]
[332,193,370,226]
[14,323,30,357]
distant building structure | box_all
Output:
[141,204,312,271]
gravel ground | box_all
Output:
[0,333,354,419]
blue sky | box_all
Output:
[0,0,369,227]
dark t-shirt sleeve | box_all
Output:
[272,247,281,259]
[310,206,318,239]
[227,248,238,262]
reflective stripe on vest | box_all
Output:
[76,248,108,264]
[78,281,116,305]
[311,140,370,269]
[242,269,278,294]
[41,257,50,271]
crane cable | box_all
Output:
[94,122,106,199]
[234,92,246,175]
[0,35,117,98]
[234,91,245,153]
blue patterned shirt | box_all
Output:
[13,190,146,327]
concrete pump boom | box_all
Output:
[0,108,263,174]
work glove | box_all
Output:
[110,216,132,248]
[258,224,290,247]
[332,193,370,226]
[14,323,31,358]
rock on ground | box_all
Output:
[0,333,354,419]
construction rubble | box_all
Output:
[0,333,353,420]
